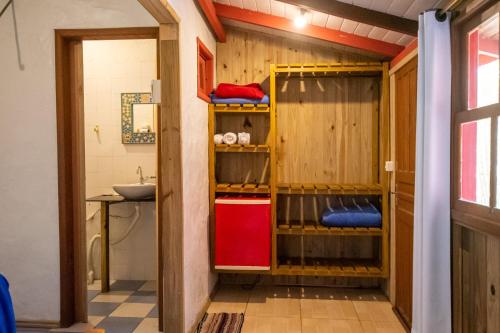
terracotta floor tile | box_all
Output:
[301,298,358,320]
[207,285,251,314]
[301,318,364,333]
[353,301,398,322]
[246,286,301,318]
[360,320,407,333]
[241,316,301,333]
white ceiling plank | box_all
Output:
[340,19,358,34]
[284,3,300,20]
[386,0,413,17]
[270,0,285,17]
[396,35,415,46]
[383,31,405,43]
[353,0,373,7]
[368,27,389,40]
[354,23,373,37]
[255,0,271,14]
[369,0,393,12]
[230,0,244,8]
[403,0,437,19]
[241,0,257,11]
[325,15,344,31]
[311,11,329,28]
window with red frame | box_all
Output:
[197,37,214,103]
[453,2,500,231]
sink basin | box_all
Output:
[112,183,156,200]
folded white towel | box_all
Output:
[223,132,237,144]
[238,132,250,145]
[214,134,224,144]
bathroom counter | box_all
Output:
[87,195,155,203]
[86,195,155,292]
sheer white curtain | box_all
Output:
[412,10,452,333]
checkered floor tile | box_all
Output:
[88,280,159,333]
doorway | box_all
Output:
[55,19,183,332]
[394,56,418,329]
[82,37,159,330]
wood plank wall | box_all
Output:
[453,223,500,333]
[276,77,378,184]
[217,27,375,88]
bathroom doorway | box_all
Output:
[55,16,184,331]
[82,37,159,331]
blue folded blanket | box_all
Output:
[0,274,15,333]
[321,203,381,228]
[210,93,270,105]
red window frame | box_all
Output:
[197,37,214,103]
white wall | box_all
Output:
[166,1,218,331]
[83,39,157,282]
[0,0,215,327]
[0,0,156,322]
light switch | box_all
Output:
[385,161,395,172]
[151,80,161,103]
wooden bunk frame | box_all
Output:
[208,62,390,278]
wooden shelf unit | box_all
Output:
[208,62,390,279]
[213,104,269,113]
[274,62,383,78]
[215,144,270,153]
[275,257,383,277]
[277,222,382,236]
[269,62,390,279]
[277,183,382,195]
[208,102,275,273]
[215,183,270,194]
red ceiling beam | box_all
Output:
[197,0,226,42]
[390,38,418,68]
[214,3,403,58]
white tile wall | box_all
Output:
[83,39,157,281]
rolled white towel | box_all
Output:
[238,132,250,145]
[223,132,237,144]
[214,133,224,144]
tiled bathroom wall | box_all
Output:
[83,39,157,281]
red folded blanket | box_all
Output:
[215,83,265,99]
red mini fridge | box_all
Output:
[215,197,271,270]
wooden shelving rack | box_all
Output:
[208,103,275,273]
[209,62,390,278]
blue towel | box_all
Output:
[321,204,381,228]
[0,274,15,333]
[210,93,270,105]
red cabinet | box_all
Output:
[215,197,271,270]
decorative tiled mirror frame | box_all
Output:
[121,92,156,144]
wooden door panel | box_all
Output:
[394,56,417,329]
[396,201,413,323]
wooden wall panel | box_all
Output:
[453,223,500,333]
[217,27,373,87]
[276,77,378,184]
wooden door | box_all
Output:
[394,56,417,328]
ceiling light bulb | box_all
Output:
[294,9,307,29]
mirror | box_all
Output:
[121,93,156,144]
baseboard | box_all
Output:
[17,320,60,329]
[188,280,220,333]
[392,306,411,333]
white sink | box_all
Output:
[112,183,156,200]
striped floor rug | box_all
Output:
[196,313,244,333]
